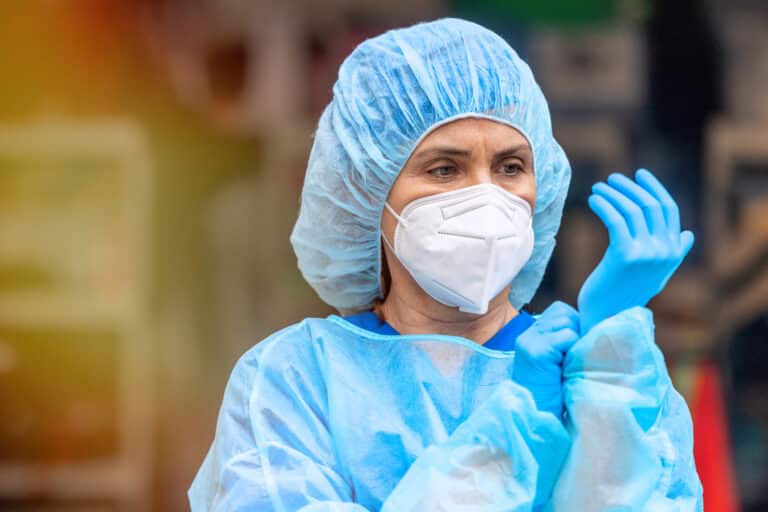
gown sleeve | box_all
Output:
[549,306,704,511]
[188,324,570,512]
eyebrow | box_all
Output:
[491,143,531,163]
[413,147,472,160]
[414,143,531,161]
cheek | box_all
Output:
[523,182,537,212]
[502,176,536,211]
[385,172,446,216]
[520,172,537,210]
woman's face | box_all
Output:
[380,117,536,311]
[382,117,536,243]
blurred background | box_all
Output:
[0,0,766,510]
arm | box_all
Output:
[189,329,570,512]
[381,381,570,512]
[549,307,702,511]
[189,334,362,512]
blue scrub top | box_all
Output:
[344,310,535,351]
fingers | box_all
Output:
[588,194,631,244]
[535,301,581,348]
[658,231,696,291]
[594,169,689,248]
[635,168,681,238]
[592,182,649,238]
[661,231,695,288]
[606,173,667,236]
[541,315,576,332]
[540,301,579,324]
[549,327,580,352]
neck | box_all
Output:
[377,285,518,345]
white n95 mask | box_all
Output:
[382,183,535,314]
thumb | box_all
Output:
[680,230,695,258]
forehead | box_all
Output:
[417,117,531,150]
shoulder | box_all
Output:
[190,318,342,507]
[225,316,345,400]
[231,317,320,368]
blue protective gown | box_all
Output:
[343,310,535,350]
[189,307,702,511]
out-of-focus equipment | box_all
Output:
[0,120,153,511]
[704,119,768,511]
[706,121,768,338]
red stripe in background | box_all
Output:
[692,362,740,511]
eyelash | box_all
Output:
[427,166,457,179]
[425,162,526,179]
[500,162,525,175]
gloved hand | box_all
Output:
[512,301,580,420]
[578,169,695,333]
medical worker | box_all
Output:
[190,18,702,511]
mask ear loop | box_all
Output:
[384,202,407,227]
[378,202,406,304]
[381,202,407,252]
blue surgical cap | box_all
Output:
[291,18,571,313]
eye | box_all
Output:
[427,165,458,179]
[499,161,525,176]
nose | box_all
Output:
[467,165,494,186]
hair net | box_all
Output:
[291,18,571,313]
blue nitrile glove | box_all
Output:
[578,169,695,333]
[512,301,580,420]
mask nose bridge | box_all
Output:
[440,193,488,219]
[441,192,518,229]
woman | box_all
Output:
[190,18,702,511]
